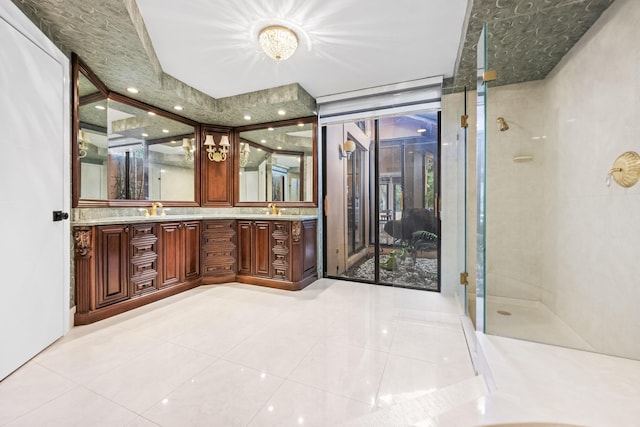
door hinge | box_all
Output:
[460,115,469,128]
[483,70,497,82]
[460,272,469,286]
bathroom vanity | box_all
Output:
[73,215,317,325]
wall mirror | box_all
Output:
[235,118,317,206]
[73,54,199,207]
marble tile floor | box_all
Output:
[1,279,639,426]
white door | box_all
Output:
[0,3,70,380]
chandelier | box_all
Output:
[258,25,298,61]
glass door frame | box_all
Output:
[321,111,442,292]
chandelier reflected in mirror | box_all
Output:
[258,25,298,61]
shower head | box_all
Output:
[497,117,509,132]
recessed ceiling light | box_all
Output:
[244,115,252,120]
[277,110,286,116]
[127,87,139,94]
[298,123,304,127]
[95,105,105,110]
[141,133,148,137]
[148,111,156,116]
[268,127,274,131]
[162,129,169,133]
[260,139,266,143]
[417,128,426,133]
[174,105,183,111]
[257,148,263,151]
[171,140,177,144]
[277,146,282,150]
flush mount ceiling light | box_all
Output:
[258,25,298,61]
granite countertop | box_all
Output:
[72,213,318,226]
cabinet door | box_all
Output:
[254,221,272,277]
[183,221,200,280]
[237,220,253,275]
[96,225,129,307]
[159,222,182,289]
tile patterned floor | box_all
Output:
[0,279,475,426]
[2,279,639,426]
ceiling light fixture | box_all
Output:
[278,110,286,116]
[141,133,149,137]
[244,115,252,120]
[162,129,169,133]
[148,111,156,116]
[95,105,105,110]
[258,25,298,61]
[174,105,183,111]
[417,128,426,133]
[127,87,139,94]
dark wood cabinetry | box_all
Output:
[129,223,158,296]
[74,218,316,325]
[201,220,236,283]
[183,221,201,280]
[95,224,129,307]
[236,219,317,290]
[158,221,200,289]
[74,221,201,325]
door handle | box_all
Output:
[52,211,69,222]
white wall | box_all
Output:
[485,81,546,301]
[479,0,640,359]
[540,0,640,359]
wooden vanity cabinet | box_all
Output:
[158,221,201,289]
[74,221,201,325]
[201,220,236,283]
[95,224,129,308]
[236,219,317,290]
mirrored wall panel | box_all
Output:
[74,55,198,205]
[237,122,314,203]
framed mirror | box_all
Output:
[72,54,200,207]
[235,118,317,206]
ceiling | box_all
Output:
[134,0,467,99]
[11,0,614,125]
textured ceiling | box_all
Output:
[447,0,616,93]
[11,0,316,126]
[11,0,615,121]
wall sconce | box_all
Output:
[203,134,230,162]
[78,130,90,158]
[239,142,251,167]
[182,138,194,161]
[339,139,356,159]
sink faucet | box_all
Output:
[267,202,277,215]
[150,202,163,216]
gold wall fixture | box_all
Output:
[606,151,640,187]
[483,70,497,82]
[203,134,230,162]
[497,117,509,132]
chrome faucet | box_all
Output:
[150,202,163,216]
[267,202,277,215]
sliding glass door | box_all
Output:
[323,112,441,291]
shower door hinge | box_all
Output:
[460,272,469,286]
[483,70,497,82]
[460,115,469,128]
